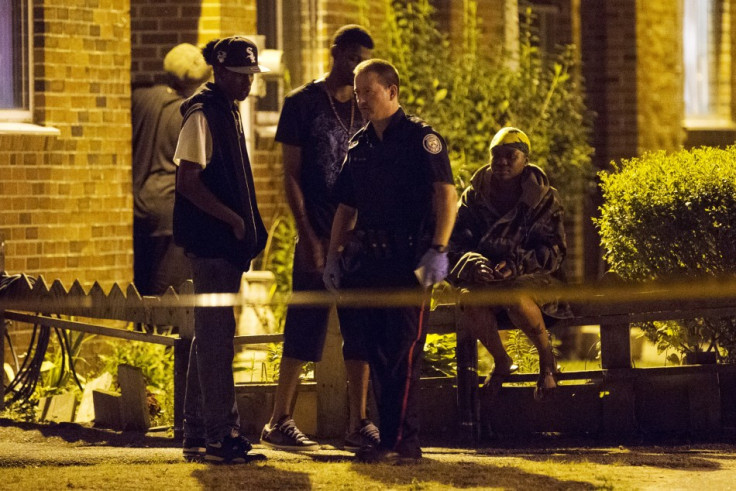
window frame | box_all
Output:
[0,0,33,123]
[682,0,714,119]
[682,0,735,129]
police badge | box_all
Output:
[423,133,442,154]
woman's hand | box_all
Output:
[492,260,513,280]
[473,259,497,283]
[472,259,512,282]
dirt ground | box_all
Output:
[2,418,736,490]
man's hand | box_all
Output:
[323,252,342,292]
[231,216,246,241]
[302,232,325,271]
[416,248,449,288]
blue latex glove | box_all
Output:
[323,252,342,292]
[415,248,449,288]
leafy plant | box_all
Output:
[421,333,457,377]
[258,214,297,333]
[3,322,91,422]
[37,330,89,398]
[360,0,593,205]
[505,329,540,373]
[596,145,736,362]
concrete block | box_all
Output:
[118,364,150,431]
[44,392,78,422]
[93,389,122,430]
[36,396,52,421]
[75,372,114,423]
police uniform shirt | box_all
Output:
[334,107,453,233]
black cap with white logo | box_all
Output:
[213,36,270,74]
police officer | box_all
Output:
[324,59,457,462]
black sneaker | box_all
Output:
[205,434,265,464]
[182,437,206,461]
[344,419,381,452]
[260,416,320,452]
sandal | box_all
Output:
[533,351,559,402]
[533,368,558,401]
[534,350,559,402]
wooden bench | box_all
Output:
[427,288,736,440]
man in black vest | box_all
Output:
[173,36,268,465]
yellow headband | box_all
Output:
[489,127,530,155]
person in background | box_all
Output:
[324,59,457,463]
[260,25,377,453]
[132,43,210,296]
[448,127,570,400]
[173,36,268,464]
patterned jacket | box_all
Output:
[449,163,569,317]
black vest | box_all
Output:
[173,83,267,270]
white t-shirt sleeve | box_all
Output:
[174,110,212,168]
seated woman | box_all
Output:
[448,127,570,401]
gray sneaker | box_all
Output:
[344,419,381,452]
[260,416,320,452]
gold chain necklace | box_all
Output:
[325,88,355,136]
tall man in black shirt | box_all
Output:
[324,59,457,462]
[260,25,377,452]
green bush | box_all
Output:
[596,146,736,362]
[362,0,594,204]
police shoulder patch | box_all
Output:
[423,133,442,154]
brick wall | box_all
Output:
[731,1,736,122]
[130,0,257,86]
[0,0,132,290]
[130,1,202,86]
[637,0,684,153]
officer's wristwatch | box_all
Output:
[431,244,449,253]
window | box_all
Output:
[254,0,288,139]
[256,0,282,114]
[520,1,560,62]
[683,0,714,118]
[0,0,32,121]
[682,0,732,124]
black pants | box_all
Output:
[134,221,192,295]
[340,256,428,455]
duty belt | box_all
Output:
[352,229,419,260]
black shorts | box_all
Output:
[281,240,367,362]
